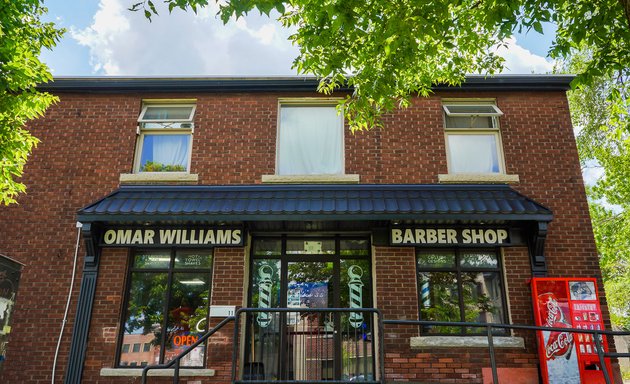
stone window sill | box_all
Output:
[438,173,520,184]
[100,368,215,377]
[262,174,360,184]
[119,173,199,184]
[410,336,525,349]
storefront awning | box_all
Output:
[77,184,552,224]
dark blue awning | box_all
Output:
[77,184,552,224]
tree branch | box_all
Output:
[619,0,630,30]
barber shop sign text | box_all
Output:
[391,227,511,246]
[100,226,244,247]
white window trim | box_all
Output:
[410,335,525,348]
[443,102,506,175]
[442,103,503,117]
[275,99,345,176]
[138,103,196,125]
[133,103,196,174]
[119,172,199,183]
[261,174,359,184]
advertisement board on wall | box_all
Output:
[531,277,613,384]
[0,255,23,375]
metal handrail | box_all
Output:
[231,308,385,384]
[141,315,235,384]
[383,319,630,384]
[138,309,630,384]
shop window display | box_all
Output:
[416,249,507,335]
[118,249,212,367]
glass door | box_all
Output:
[286,261,335,381]
[246,237,374,382]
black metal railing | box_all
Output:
[383,319,630,384]
[232,308,384,384]
[139,308,630,384]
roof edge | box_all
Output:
[38,75,575,93]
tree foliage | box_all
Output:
[0,0,63,205]
[129,0,630,330]
[131,0,629,132]
[565,50,630,330]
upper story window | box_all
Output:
[135,104,195,173]
[443,102,504,174]
[277,102,344,175]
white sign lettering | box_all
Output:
[102,228,243,246]
[391,227,509,246]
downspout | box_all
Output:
[51,222,82,383]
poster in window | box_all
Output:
[569,281,596,301]
[0,256,22,373]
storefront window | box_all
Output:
[118,249,212,368]
[416,249,506,335]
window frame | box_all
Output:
[275,99,345,176]
[115,248,213,368]
[133,103,196,174]
[442,104,503,117]
[138,104,196,125]
[415,248,509,336]
[442,102,506,174]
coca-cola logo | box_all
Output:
[545,329,574,359]
[544,296,561,326]
[539,293,574,360]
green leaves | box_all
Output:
[565,48,630,330]
[130,0,627,134]
[0,0,63,204]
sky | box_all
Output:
[40,0,558,77]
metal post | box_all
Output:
[232,310,241,383]
[487,325,499,384]
[594,331,611,384]
[378,312,385,384]
[173,359,180,384]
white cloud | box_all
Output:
[496,37,555,74]
[71,4,554,77]
[70,0,298,75]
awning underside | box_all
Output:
[77,184,553,224]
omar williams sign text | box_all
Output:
[101,227,244,247]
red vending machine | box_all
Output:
[531,277,613,384]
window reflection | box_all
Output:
[119,250,212,368]
[416,249,506,335]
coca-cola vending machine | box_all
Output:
[531,277,612,384]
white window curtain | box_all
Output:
[447,134,499,173]
[141,134,189,171]
[278,106,343,175]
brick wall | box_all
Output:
[0,88,608,383]
[373,245,542,383]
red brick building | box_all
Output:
[0,76,618,383]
